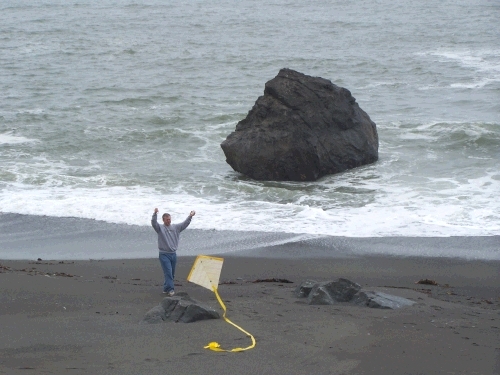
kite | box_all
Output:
[187,255,256,352]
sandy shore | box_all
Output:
[1,253,499,375]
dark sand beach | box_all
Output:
[1,215,499,374]
[1,234,499,375]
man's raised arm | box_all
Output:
[178,210,195,232]
[151,208,160,233]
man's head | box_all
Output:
[162,213,171,226]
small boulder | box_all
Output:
[296,279,415,310]
[141,293,219,324]
[307,278,361,305]
[142,305,166,324]
[179,303,220,323]
[294,280,318,298]
[352,291,415,309]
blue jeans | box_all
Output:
[159,252,177,293]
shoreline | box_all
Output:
[1,213,499,261]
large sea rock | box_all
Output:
[221,68,379,181]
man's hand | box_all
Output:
[190,210,196,217]
[154,208,159,214]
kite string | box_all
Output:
[204,286,256,352]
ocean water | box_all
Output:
[1,0,499,246]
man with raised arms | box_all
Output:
[151,208,195,296]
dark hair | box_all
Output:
[162,213,171,219]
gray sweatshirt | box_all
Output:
[151,213,192,253]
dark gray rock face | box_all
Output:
[352,291,415,309]
[307,278,362,305]
[221,68,378,181]
[294,280,317,298]
[296,279,415,309]
[142,305,166,324]
[142,292,219,324]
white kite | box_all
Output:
[187,255,256,352]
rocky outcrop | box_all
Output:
[352,291,415,309]
[294,279,317,298]
[295,279,415,309]
[141,292,220,324]
[307,279,361,305]
[221,68,378,181]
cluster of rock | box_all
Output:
[142,292,219,324]
[220,68,379,181]
[142,279,415,324]
[295,278,415,309]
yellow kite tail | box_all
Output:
[203,286,256,352]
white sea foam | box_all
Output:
[1,181,499,237]
[205,121,239,131]
[387,120,498,143]
[358,81,407,90]
[18,108,45,115]
[0,133,38,145]
[417,49,500,88]
[421,49,500,71]
[450,78,497,89]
